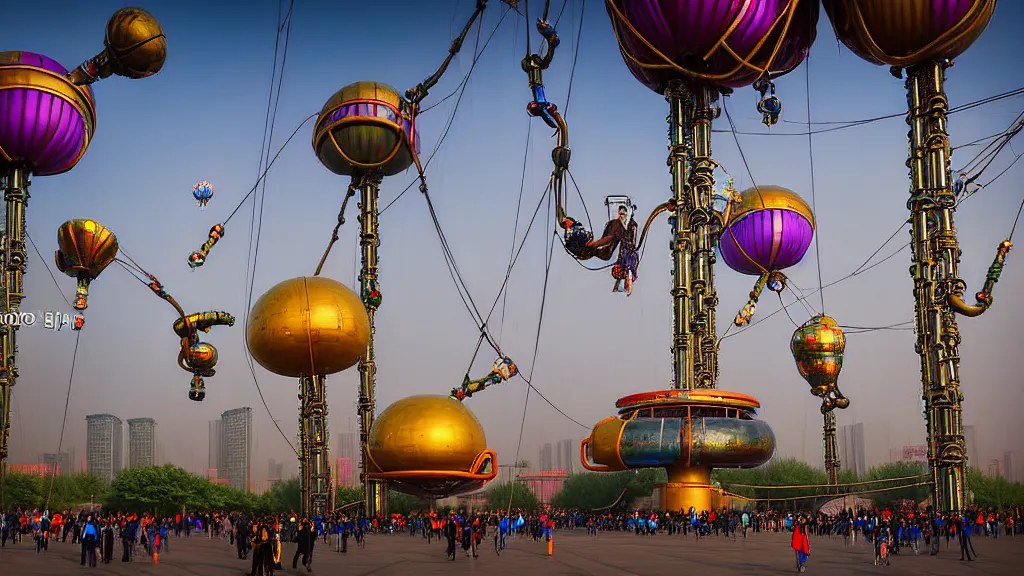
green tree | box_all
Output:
[266,478,301,514]
[335,486,362,509]
[1,471,43,509]
[863,461,929,504]
[967,467,1024,508]
[551,469,666,511]
[387,491,423,516]
[486,481,540,512]
[45,473,110,511]
[714,457,830,509]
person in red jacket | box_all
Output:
[792,518,810,573]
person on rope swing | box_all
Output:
[562,203,639,296]
[609,204,639,295]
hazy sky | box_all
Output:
[5,0,1023,483]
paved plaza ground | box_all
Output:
[1,530,1021,575]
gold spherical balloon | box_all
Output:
[823,0,995,67]
[729,185,815,227]
[188,342,218,371]
[368,395,487,474]
[105,7,167,79]
[312,81,416,177]
[246,276,369,378]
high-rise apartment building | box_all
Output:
[209,419,224,474]
[221,408,252,491]
[556,438,575,474]
[127,418,157,468]
[1004,451,1015,483]
[268,458,284,481]
[337,432,357,487]
[963,425,979,468]
[41,450,75,475]
[86,414,123,482]
[539,443,554,471]
[838,422,866,478]
[337,458,354,488]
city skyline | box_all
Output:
[127,417,157,468]
[838,423,867,479]
[220,407,252,491]
[85,414,122,483]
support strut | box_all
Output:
[357,171,386,517]
[665,82,722,390]
[0,166,29,480]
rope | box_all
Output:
[723,481,931,503]
[804,35,825,313]
[313,184,356,276]
[24,232,72,308]
[727,87,1024,137]
[507,225,557,517]
[44,331,82,510]
[499,119,533,345]
[723,473,929,490]
[240,0,299,457]
[381,5,508,214]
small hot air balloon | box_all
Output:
[790,314,849,413]
[55,219,119,311]
[719,185,816,325]
[193,180,214,209]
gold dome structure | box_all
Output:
[247,276,369,520]
[312,81,418,177]
[246,276,369,378]
[728,185,815,228]
[367,395,496,498]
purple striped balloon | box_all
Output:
[719,207,814,276]
[606,0,819,93]
[0,51,95,176]
[822,0,995,67]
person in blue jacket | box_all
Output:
[81,516,99,567]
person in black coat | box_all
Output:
[292,519,315,571]
[444,515,458,561]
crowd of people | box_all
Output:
[2,503,1020,572]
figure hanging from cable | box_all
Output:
[450,356,518,401]
[54,219,234,401]
[523,15,668,292]
[606,198,639,295]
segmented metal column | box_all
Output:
[822,410,839,486]
[666,82,721,391]
[357,172,386,517]
[298,374,330,518]
[906,61,966,513]
[0,166,29,476]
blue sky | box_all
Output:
[4,0,1023,481]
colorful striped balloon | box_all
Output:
[823,0,996,67]
[605,0,819,93]
[719,185,815,276]
[0,51,95,176]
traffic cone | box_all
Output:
[153,535,160,564]
[547,535,553,556]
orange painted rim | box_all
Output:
[615,389,761,410]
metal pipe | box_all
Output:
[665,82,693,390]
[688,86,721,389]
[298,374,331,519]
[357,172,385,517]
[665,81,721,391]
[0,166,29,476]
[822,410,839,486]
[905,61,966,513]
